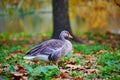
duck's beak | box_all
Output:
[68,34,73,39]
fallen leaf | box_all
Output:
[85,69,99,75]
[96,50,107,54]
[74,77,83,80]
[67,58,76,65]
[14,65,25,71]
[10,72,23,76]
[110,44,116,51]
[0,66,8,71]
[13,50,22,54]
[31,60,39,63]
[66,64,85,70]
[84,55,96,62]
[10,72,24,80]
[60,72,69,78]
[10,65,28,80]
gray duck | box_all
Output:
[23,30,72,65]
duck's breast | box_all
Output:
[64,40,72,55]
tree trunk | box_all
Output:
[52,0,83,43]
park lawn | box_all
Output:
[0,32,120,80]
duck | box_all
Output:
[23,30,72,65]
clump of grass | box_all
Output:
[24,64,60,80]
[96,52,120,78]
[73,44,109,54]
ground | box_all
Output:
[0,31,120,80]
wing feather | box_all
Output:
[48,43,67,61]
[26,39,65,56]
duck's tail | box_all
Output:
[23,55,35,60]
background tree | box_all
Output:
[52,0,83,43]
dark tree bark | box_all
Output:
[52,0,83,43]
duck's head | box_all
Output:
[59,30,73,40]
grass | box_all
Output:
[0,32,120,80]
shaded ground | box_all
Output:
[0,31,120,80]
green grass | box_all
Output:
[0,32,120,80]
[73,44,110,54]
[97,52,120,78]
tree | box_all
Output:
[52,0,83,43]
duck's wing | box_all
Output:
[48,45,66,61]
[25,39,65,57]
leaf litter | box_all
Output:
[57,51,99,80]
[0,32,120,80]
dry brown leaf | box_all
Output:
[13,50,22,54]
[60,72,69,78]
[67,58,76,65]
[10,71,27,80]
[73,51,82,55]
[110,44,116,51]
[10,65,28,80]
[73,53,83,56]
[14,65,25,71]
[9,54,16,58]
[0,66,8,71]
[10,72,24,80]
[10,72,23,76]
[59,68,70,73]
[96,50,107,54]
[25,60,35,64]
[85,69,99,75]
[31,60,39,63]
[84,55,96,62]
[66,64,85,70]
[84,55,95,59]
[8,50,23,59]
[74,77,83,80]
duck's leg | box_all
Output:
[53,60,59,66]
[55,61,63,71]
[55,61,58,66]
[46,61,51,65]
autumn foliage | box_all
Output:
[69,0,120,32]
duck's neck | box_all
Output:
[59,35,66,41]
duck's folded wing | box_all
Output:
[25,39,65,57]
[48,46,66,61]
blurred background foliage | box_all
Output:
[0,0,120,34]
